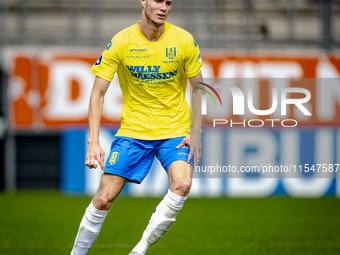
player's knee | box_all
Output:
[92,195,113,211]
[173,179,192,197]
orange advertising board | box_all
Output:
[2,48,340,130]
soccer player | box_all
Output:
[71,0,204,254]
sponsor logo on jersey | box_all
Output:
[193,37,198,47]
[95,55,102,66]
[109,151,119,165]
[130,49,147,52]
[166,46,176,60]
[126,65,178,80]
[178,152,189,156]
[182,145,189,149]
[198,50,202,64]
[163,60,179,64]
[106,41,112,50]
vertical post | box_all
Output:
[4,134,16,192]
[0,0,8,44]
[216,0,226,46]
[0,66,7,191]
[322,0,332,50]
[0,66,8,133]
[17,0,26,44]
[92,0,101,47]
[205,0,215,47]
[186,0,196,40]
[287,0,296,41]
[242,0,252,50]
[1,67,14,192]
[69,0,80,42]
[0,133,4,191]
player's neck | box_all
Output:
[139,18,165,42]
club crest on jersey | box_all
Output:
[95,55,102,66]
[166,46,176,60]
[109,151,119,165]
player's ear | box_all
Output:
[141,0,146,8]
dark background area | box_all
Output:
[16,135,60,189]
[0,68,60,191]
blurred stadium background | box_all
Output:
[0,0,339,196]
[0,1,340,254]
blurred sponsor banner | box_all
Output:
[3,48,340,197]
[1,48,340,129]
[2,48,122,129]
[61,127,340,197]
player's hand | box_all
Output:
[176,132,202,166]
[188,129,202,166]
[85,141,105,170]
[176,135,190,149]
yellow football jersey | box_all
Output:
[91,21,203,140]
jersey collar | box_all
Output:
[136,21,168,43]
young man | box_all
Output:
[71,0,204,254]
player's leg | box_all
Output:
[131,161,192,255]
[143,161,192,241]
[71,174,127,255]
[73,137,156,255]
[130,137,194,254]
[167,160,193,196]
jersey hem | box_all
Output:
[115,131,190,141]
[103,171,141,184]
[187,67,202,78]
[91,68,113,82]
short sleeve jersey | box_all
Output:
[91,21,203,140]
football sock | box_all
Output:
[131,189,187,254]
[71,202,108,255]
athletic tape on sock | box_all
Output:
[71,204,108,255]
[138,190,188,247]
[164,189,187,211]
[145,218,175,245]
[85,203,108,225]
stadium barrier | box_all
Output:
[2,48,340,128]
[1,48,340,197]
[61,127,340,197]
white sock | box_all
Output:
[131,190,187,254]
[71,203,108,255]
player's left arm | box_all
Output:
[177,72,205,166]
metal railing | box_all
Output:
[0,0,339,49]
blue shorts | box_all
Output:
[104,136,195,184]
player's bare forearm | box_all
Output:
[88,76,110,142]
[190,72,204,133]
[189,72,204,165]
[85,76,111,170]
[176,73,204,165]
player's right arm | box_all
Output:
[85,76,111,170]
